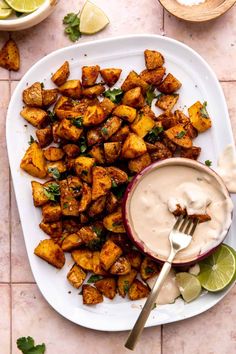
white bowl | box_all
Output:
[0,0,59,31]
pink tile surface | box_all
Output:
[0,285,10,354]
[0,32,10,80]
[222,82,236,141]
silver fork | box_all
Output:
[125,215,199,351]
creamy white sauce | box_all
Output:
[217,144,236,193]
[128,164,233,263]
[176,0,205,6]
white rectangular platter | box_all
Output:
[6,35,236,331]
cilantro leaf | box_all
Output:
[43,183,60,201]
[79,136,88,154]
[28,135,35,145]
[200,101,210,118]
[63,12,81,42]
[175,130,186,139]
[146,85,158,106]
[15,11,24,17]
[87,275,103,283]
[205,160,212,167]
[146,126,164,144]
[71,117,83,128]
[123,280,130,294]
[17,336,46,354]
[63,13,78,25]
[47,110,57,122]
[103,88,123,103]
[48,167,61,180]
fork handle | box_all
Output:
[125,261,172,351]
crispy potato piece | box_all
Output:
[174,110,190,125]
[42,202,62,222]
[100,68,122,87]
[185,123,198,139]
[20,107,48,128]
[128,152,151,173]
[34,239,65,269]
[0,39,20,71]
[106,192,119,213]
[43,147,65,161]
[74,156,95,183]
[31,181,49,206]
[59,80,82,99]
[82,284,103,305]
[36,126,53,148]
[78,183,92,213]
[131,112,155,138]
[83,105,106,126]
[82,84,105,98]
[122,87,145,108]
[61,232,84,251]
[121,70,149,94]
[110,256,131,275]
[57,118,83,141]
[128,279,150,300]
[67,264,86,288]
[23,82,43,107]
[42,89,58,107]
[53,96,81,120]
[140,67,166,86]
[72,249,93,271]
[121,133,147,159]
[79,226,99,246]
[180,146,201,160]
[103,209,125,233]
[140,105,156,119]
[113,105,137,123]
[39,220,62,238]
[108,233,132,253]
[60,177,82,216]
[87,127,103,146]
[157,111,177,130]
[88,196,106,217]
[104,142,122,163]
[106,166,128,185]
[100,97,117,118]
[110,125,130,142]
[164,124,192,148]
[190,214,211,223]
[100,239,123,270]
[156,94,179,111]
[188,101,212,133]
[118,269,137,298]
[158,73,182,94]
[47,160,67,177]
[93,251,108,275]
[100,116,122,140]
[92,166,112,200]
[144,49,164,70]
[140,257,159,280]
[51,61,70,86]
[95,278,116,299]
[20,142,47,178]
[149,141,172,162]
[126,251,143,270]
[89,145,105,164]
[82,65,100,87]
[63,144,80,158]
[63,219,81,233]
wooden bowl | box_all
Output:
[159,0,236,22]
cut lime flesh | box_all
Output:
[5,0,45,13]
[176,272,202,303]
[80,0,109,35]
[0,0,12,19]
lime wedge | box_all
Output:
[198,244,236,292]
[5,0,45,13]
[176,272,202,303]
[0,0,12,19]
[80,1,109,35]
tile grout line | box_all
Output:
[0,282,37,285]
[161,325,164,354]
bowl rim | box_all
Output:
[122,157,233,266]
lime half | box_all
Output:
[80,1,109,35]
[5,0,45,13]
[176,272,202,303]
[0,0,12,19]
[198,244,236,292]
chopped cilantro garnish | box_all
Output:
[47,110,57,122]
[87,275,103,283]
[123,280,130,294]
[104,88,123,103]
[101,127,109,136]
[175,130,186,139]
[28,135,35,145]
[146,85,158,106]
[48,167,61,180]
[17,336,46,354]
[43,183,60,201]
[146,126,164,144]
[205,160,212,167]
[71,117,83,128]
[63,12,81,42]
[200,101,210,118]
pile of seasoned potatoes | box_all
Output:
[20,49,212,305]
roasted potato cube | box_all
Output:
[61,232,84,251]
[110,125,130,142]
[131,112,155,138]
[104,142,122,163]
[0,39,20,71]
[144,49,164,70]
[103,209,125,233]
[36,126,53,148]
[126,251,143,270]
[174,110,190,125]
[128,279,150,300]
[157,111,177,130]
[156,93,179,111]
[59,80,82,99]
[100,97,117,118]
[140,257,159,280]
[128,152,151,173]
[47,160,67,177]
[67,264,86,288]
[63,144,80,158]
[20,107,48,128]
[31,181,49,207]
[158,73,182,94]
[140,105,156,119]
[82,65,100,87]
[89,145,105,164]
[72,249,93,271]
[60,177,82,216]
[95,278,116,299]
[20,142,47,178]
[100,239,123,270]
[140,67,166,86]
[74,156,95,183]
[51,61,70,86]
[39,220,62,238]
[106,166,128,185]
[108,233,132,253]
[92,166,112,200]
[82,285,103,305]
[121,70,149,94]
[34,239,65,269]
[42,202,62,222]
[118,269,137,298]
[113,105,137,123]
[42,89,58,107]
[82,84,105,98]
[110,256,131,275]
[185,123,198,139]
[106,192,118,213]
[87,127,103,146]
[78,183,92,212]
[164,124,192,148]
[121,133,147,159]
[83,105,105,126]
[180,146,201,160]
[100,116,122,140]
[100,68,122,87]
[23,82,43,107]
[79,226,99,246]
[88,196,106,217]
[149,141,173,162]
[57,118,83,141]
[54,96,80,121]
[63,218,80,233]
[43,147,65,161]
[188,101,212,133]
[122,87,145,108]
[92,251,107,275]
